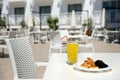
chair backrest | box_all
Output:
[8,31,17,38]
[24,29,30,36]
[84,27,88,35]
[49,31,61,45]
[49,31,62,59]
[91,29,95,39]
[59,30,69,37]
[58,30,69,42]
[5,37,37,79]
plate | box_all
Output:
[73,62,112,73]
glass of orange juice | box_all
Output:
[66,43,79,65]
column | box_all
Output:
[1,0,9,17]
[1,0,9,29]
[83,0,95,17]
[81,0,95,24]
[24,0,34,28]
[51,0,63,18]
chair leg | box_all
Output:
[111,39,118,44]
[59,48,62,53]
[31,35,34,44]
[2,48,4,58]
[48,48,51,61]
[92,45,95,53]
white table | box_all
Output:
[30,31,47,43]
[43,53,120,80]
[69,31,80,35]
[68,35,88,41]
[105,30,119,43]
[0,35,8,57]
[69,35,87,39]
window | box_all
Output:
[103,1,120,23]
[68,4,82,12]
[14,7,24,15]
[39,6,51,14]
[103,1,120,10]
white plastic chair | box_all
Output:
[39,31,48,44]
[79,40,94,52]
[94,28,105,40]
[59,29,86,42]
[58,30,69,43]
[0,31,17,57]
[30,30,48,44]
[49,31,62,59]
[9,31,17,38]
[79,29,95,52]
[5,37,46,80]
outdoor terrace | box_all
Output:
[0,40,120,80]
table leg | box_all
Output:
[2,48,4,58]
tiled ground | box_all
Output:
[0,40,120,80]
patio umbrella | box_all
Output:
[101,8,106,28]
[1,0,9,16]
[81,11,88,26]
[71,10,76,27]
[25,0,34,28]
[27,10,33,28]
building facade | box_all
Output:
[0,0,120,30]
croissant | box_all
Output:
[80,57,98,68]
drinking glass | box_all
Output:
[66,43,79,65]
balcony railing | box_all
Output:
[8,15,24,26]
[59,12,82,25]
[8,10,120,27]
[8,12,82,26]
[33,13,50,26]
[93,10,120,24]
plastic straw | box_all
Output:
[60,35,69,43]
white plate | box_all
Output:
[73,62,112,73]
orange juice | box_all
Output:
[66,43,79,64]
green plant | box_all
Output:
[47,16,59,30]
[87,18,93,30]
[86,18,93,36]
[0,16,6,29]
[33,18,35,28]
[20,19,27,29]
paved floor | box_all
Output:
[0,40,120,80]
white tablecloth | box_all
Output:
[43,53,120,80]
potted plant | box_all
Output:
[0,16,6,29]
[33,18,35,28]
[86,18,93,36]
[47,16,59,31]
[20,19,27,29]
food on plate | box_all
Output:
[80,57,108,69]
[80,57,98,68]
[95,60,108,68]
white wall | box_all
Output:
[93,0,104,28]
[60,0,83,13]
[7,0,118,29]
[60,0,67,13]
[93,0,112,11]
[8,0,105,15]
[93,0,102,12]
[51,0,63,18]
[33,0,53,13]
[9,2,26,15]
